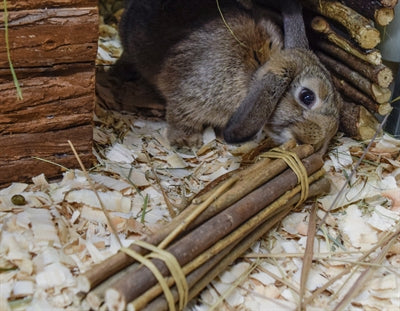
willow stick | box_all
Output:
[316,51,391,104]
[176,144,314,231]
[138,176,331,311]
[311,16,381,65]
[332,75,392,115]
[78,144,312,292]
[315,40,393,88]
[104,153,324,309]
[302,0,381,49]
[338,0,394,25]
[299,203,318,310]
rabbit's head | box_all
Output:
[224,48,342,152]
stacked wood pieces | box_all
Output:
[300,0,397,140]
[76,142,332,310]
[0,0,98,186]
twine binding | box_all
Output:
[262,148,309,208]
[120,240,188,311]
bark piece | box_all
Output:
[302,0,381,49]
[315,40,393,88]
[316,51,391,103]
[311,16,382,65]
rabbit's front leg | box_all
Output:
[166,113,204,147]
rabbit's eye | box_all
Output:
[299,88,315,107]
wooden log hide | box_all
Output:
[0,0,98,186]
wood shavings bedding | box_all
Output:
[2,3,400,310]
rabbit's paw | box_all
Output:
[167,125,203,147]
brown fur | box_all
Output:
[155,13,283,146]
[120,0,342,151]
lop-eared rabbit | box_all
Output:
[119,0,341,152]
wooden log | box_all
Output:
[339,101,379,140]
[0,8,98,68]
[311,16,382,65]
[316,51,391,104]
[339,0,394,26]
[0,0,97,10]
[104,153,324,308]
[315,40,393,88]
[0,125,94,185]
[0,64,95,134]
[301,0,381,49]
[332,75,392,115]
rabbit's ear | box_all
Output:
[223,71,291,143]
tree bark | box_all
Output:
[315,40,393,88]
[0,64,95,134]
[0,8,98,68]
[0,0,97,10]
[0,125,94,185]
[311,16,382,65]
[302,0,381,49]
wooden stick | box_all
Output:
[186,144,314,229]
[339,0,394,25]
[302,0,381,49]
[299,203,318,310]
[104,153,324,308]
[315,40,393,88]
[77,143,312,293]
[332,75,391,115]
[141,177,331,311]
[316,51,391,103]
[339,101,379,140]
[311,16,382,65]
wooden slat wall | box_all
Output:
[0,2,98,186]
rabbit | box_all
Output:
[119,0,342,152]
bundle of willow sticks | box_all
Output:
[76,141,331,310]
[299,0,398,139]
